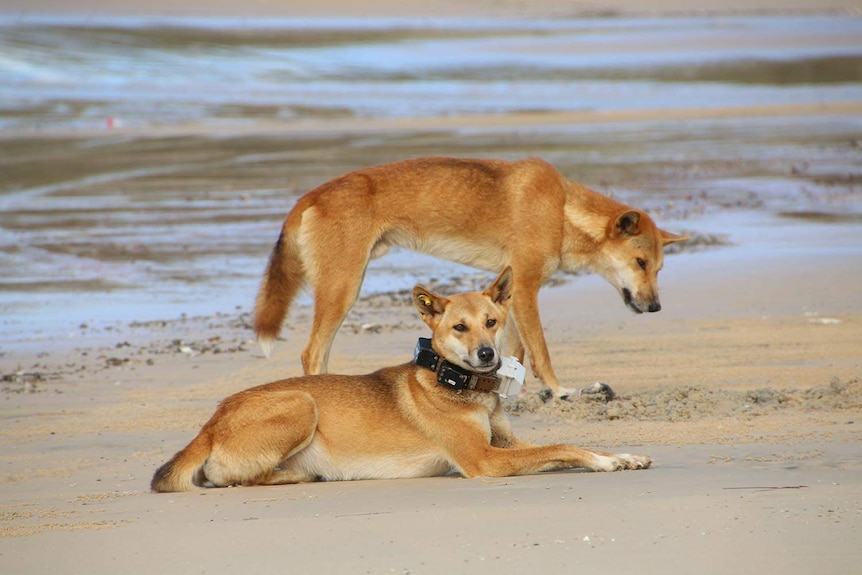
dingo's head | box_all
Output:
[599,210,688,314]
[413,267,513,375]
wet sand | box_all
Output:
[1,1,861,574]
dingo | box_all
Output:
[151,268,650,492]
[254,157,686,398]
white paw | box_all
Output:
[593,453,652,471]
[615,453,652,470]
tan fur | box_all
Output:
[254,157,687,397]
[152,268,650,493]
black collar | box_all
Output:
[413,337,499,393]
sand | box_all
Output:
[1,1,861,574]
[2,217,860,574]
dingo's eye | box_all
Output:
[453,323,467,332]
[636,258,647,270]
[485,318,497,328]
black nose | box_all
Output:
[477,347,496,363]
[648,301,661,313]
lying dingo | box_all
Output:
[254,157,687,398]
[152,268,650,492]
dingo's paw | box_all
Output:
[616,453,651,470]
[556,386,579,401]
[593,453,652,471]
[539,386,579,401]
[580,381,615,401]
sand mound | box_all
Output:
[507,377,861,422]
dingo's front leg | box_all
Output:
[509,278,577,399]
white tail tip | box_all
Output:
[258,337,274,358]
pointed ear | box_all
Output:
[661,229,689,246]
[613,210,641,237]
[484,266,513,309]
[413,285,447,323]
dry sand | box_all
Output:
[1,1,861,574]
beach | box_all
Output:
[1,1,861,573]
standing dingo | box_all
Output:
[152,268,650,492]
[254,157,687,398]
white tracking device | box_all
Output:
[494,356,526,398]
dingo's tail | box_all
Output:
[254,227,305,357]
[151,432,211,493]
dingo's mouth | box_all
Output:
[622,288,643,314]
[623,288,662,314]
[466,358,502,375]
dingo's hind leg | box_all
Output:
[201,391,318,487]
[301,257,370,374]
[300,216,377,374]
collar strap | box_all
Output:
[414,337,499,393]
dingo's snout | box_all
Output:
[477,346,497,365]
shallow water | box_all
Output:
[1,14,861,349]
[2,15,862,129]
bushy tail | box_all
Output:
[254,227,305,357]
[151,432,211,493]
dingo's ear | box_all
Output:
[613,210,641,237]
[413,285,447,320]
[484,266,514,308]
[661,229,689,246]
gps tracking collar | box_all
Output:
[413,337,525,398]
